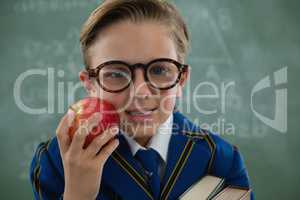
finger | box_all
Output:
[84,126,119,158]
[95,138,119,163]
[68,112,101,155]
[56,110,76,154]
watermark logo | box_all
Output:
[13,66,288,135]
[250,67,288,133]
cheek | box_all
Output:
[157,88,177,116]
[93,86,130,112]
[106,94,129,112]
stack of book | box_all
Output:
[179,175,251,200]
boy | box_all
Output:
[30,0,254,199]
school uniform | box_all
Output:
[30,110,254,200]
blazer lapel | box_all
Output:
[160,111,213,200]
[102,134,154,200]
[102,111,213,200]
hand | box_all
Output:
[56,110,119,200]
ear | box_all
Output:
[176,66,190,98]
[79,70,97,96]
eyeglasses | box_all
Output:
[86,58,189,93]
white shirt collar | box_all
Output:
[122,113,173,163]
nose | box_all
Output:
[132,68,152,98]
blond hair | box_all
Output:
[80,0,190,67]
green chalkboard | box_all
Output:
[0,0,299,199]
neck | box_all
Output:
[134,135,152,147]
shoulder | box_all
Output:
[176,115,253,195]
[182,128,236,175]
[175,112,241,177]
[29,136,64,198]
[174,111,234,154]
[32,137,62,163]
[30,136,64,182]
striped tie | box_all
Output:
[135,148,161,200]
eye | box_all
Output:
[149,65,168,75]
[103,71,128,79]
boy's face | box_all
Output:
[79,20,189,144]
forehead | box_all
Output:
[87,20,178,68]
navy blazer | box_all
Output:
[30,111,254,200]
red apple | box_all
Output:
[68,97,120,148]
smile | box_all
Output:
[125,107,158,122]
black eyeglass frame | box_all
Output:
[86,58,189,93]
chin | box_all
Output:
[119,108,171,136]
[121,119,158,138]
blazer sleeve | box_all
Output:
[29,139,65,199]
[225,146,255,200]
[29,138,114,200]
[207,132,255,200]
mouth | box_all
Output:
[125,107,158,115]
[125,107,158,122]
